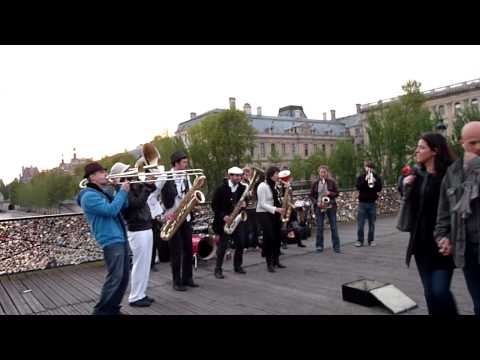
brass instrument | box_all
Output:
[160,174,206,241]
[366,168,375,188]
[279,170,293,223]
[135,143,161,172]
[79,168,204,188]
[319,179,332,213]
[224,167,262,235]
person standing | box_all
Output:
[77,162,130,315]
[161,151,198,291]
[403,133,458,315]
[435,122,480,315]
[212,167,247,279]
[109,162,157,308]
[355,161,383,247]
[256,166,286,272]
[310,165,341,253]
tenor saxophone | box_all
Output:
[160,175,206,241]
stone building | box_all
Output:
[176,98,361,169]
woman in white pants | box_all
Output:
[110,162,157,307]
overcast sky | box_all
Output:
[1,45,479,184]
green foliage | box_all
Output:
[98,152,135,172]
[267,146,282,165]
[449,105,480,157]
[0,179,7,200]
[366,80,435,184]
[290,154,310,180]
[328,140,359,188]
[187,110,256,197]
[151,135,188,169]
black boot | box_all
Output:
[274,257,287,269]
[214,269,225,279]
[267,264,276,273]
[297,241,306,248]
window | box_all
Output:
[260,143,265,158]
[282,143,286,155]
[250,147,254,157]
[330,144,334,151]
[322,144,326,152]
[271,143,276,154]
[454,102,461,115]
[355,128,361,136]
[292,143,296,154]
[472,98,478,109]
[438,104,445,117]
[304,144,309,157]
[314,144,318,153]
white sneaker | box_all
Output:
[354,241,363,247]
[369,241,376,247]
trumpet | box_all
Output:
[79,168,205,188]
[366,168,375,188]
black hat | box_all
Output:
[170,150,188,165]
[83,162,106,179]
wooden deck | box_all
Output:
[0,216,474,315]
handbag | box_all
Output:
[396,197,413,232]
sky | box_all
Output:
[1,45,479,184]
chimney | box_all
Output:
[229,97,236,110]
[330,109,336,121]
[257,106,262,116]
[356,104,361,114]
[323,112,327,121]
[243,103,251,115]
[190,112,197,119]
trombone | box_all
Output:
[79,167,205,188]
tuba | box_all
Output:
[135,143,161,173]
[224,167,262,235]
[160,174,206,241]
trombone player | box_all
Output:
[160,150,199,291]
[211,166,248,279]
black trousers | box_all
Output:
[168,221,193,286]
[151,219,170,265]
[245,208,259,248]
[257,212,281,266]
[215,222,246,271]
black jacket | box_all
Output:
[121,183,156,232]
[211,179,246,235]
[309,178,339,210]
[356,172,383,203]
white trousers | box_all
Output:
[127,229,153,303]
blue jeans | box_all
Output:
[463,242,480,315]
[315,207,340,251]
[415,255,458,315]
[93,241,130,315]
[357,202,376,244]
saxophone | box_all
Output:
[224,167,262,235]
[160,174,206,241]
[280,182,293,223]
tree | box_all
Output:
[328,140,359,188]
[448,104,480,157]
[0,179,7,200]
[267,146,282,165]
[187,109,256,197]
[290,154,310,180]
[304,150,329,180]
[150,135,187,168]
[366,80,435,184]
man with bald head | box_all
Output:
[435,121,480,315]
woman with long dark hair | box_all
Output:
[403,132,458,315]
[256,166,286,272]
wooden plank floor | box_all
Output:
[0,216,474,315]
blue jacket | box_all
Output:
[77,186,129,249]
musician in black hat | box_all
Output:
[77,162,130,315]
[161,150,199,291]
[212,166,248,279]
